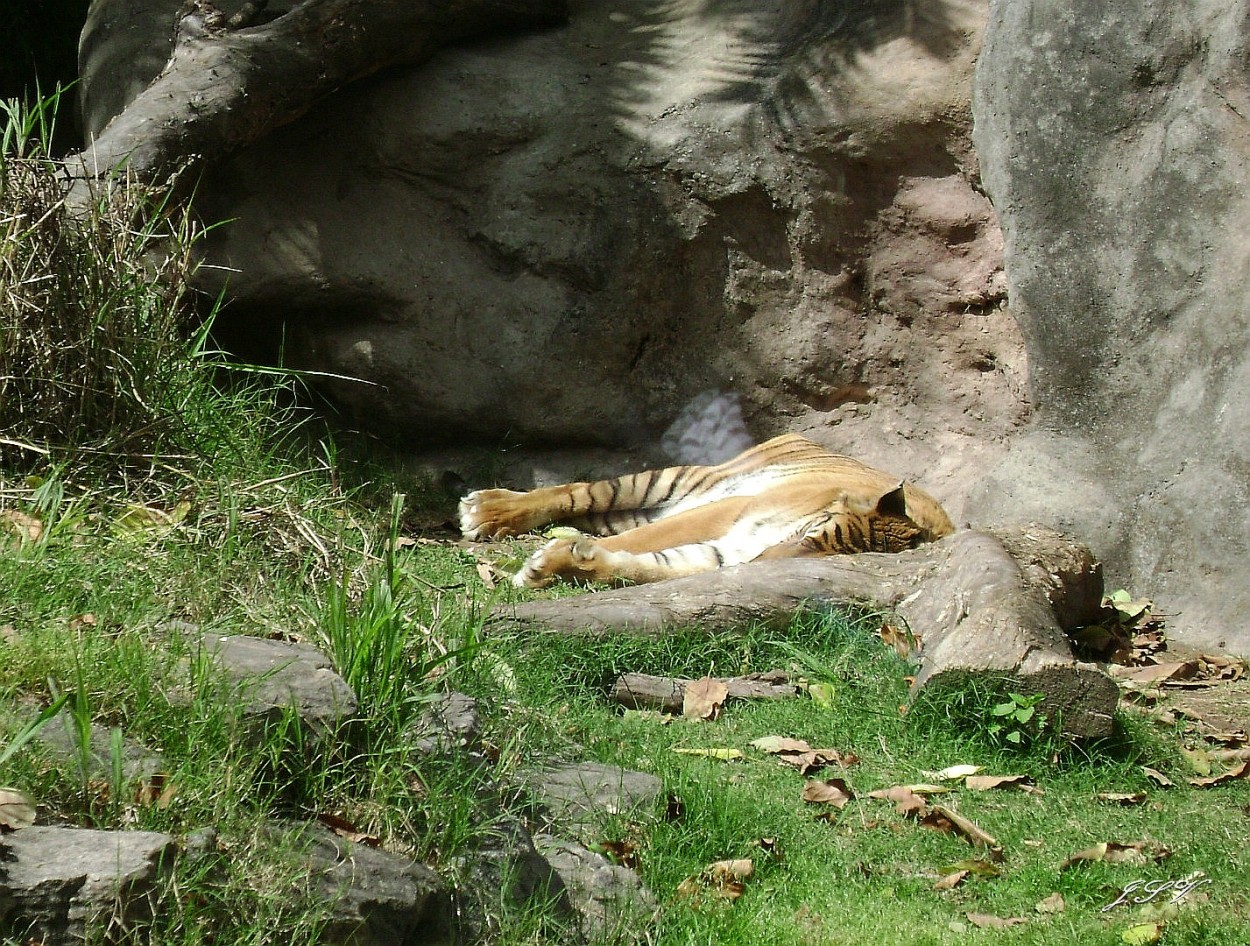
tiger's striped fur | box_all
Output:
[459,433,954,588]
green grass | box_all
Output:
[3,88,1250,946]
[473,617,1250,945]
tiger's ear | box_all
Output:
[875,483,909,518]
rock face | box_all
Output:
[971,0,1250,651]
[76,0,1250,650]
[79,0,1024,523]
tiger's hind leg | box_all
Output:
[460,460,721,540]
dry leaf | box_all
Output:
[672,747,743,761]
[802,778,855,809]
[317,812,380,847]
[750,736,812,754]
[133,772,178,810]
[597,839,640,869]
[1036,892,1066,914]
[0,509,42,543]
[750,737,852,776]
[878,621,917,657]
[1198,653,1244,681]
[676,858,754,901]
[1188,760,1250,787]
[474,561,498,589]
[1060,841,1171,870]
[1097,791,1148,806]
[925,764,982,781]
[0,788,36,829]
[946,858,1002,877]
[966,912,1027,930]
[1110,661,1198,684]
[933,870,968,890]
[683,677,729,721]
[1141,766,1174,787]
[965,774,1036,792]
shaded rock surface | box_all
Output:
[971,0,1250,651]
[80,0,1023,529]
[285,824,450,946]
[534,834,659,944]
[0,826,175,942]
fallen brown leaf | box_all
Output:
[965,773,1037,792]
[802,778,855,809]
[683,677,729,721]
[676,857,754,901]
[1059,841,1171,870]
[750,736,812,754]
[1097,791,1148,806]
[966,912,1027,930]
[597,839,639,869]
[1188,760,1250,788]
[133,772,178,810]
[933,869,968,890]
[1035,891,1066,914]
[317,812,380,847]
[924,805,1003,858]
[1141,766,1174,787]
[474,561,499,589]
[1109,661,1198,684]
[0,788,36,830]
[878,621,918,658]
[0,509,42,543]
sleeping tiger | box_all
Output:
[459,433,955,588]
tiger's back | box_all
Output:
[459,434,954,587]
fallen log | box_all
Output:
[609,670,798,714]
[490,528,1119,739]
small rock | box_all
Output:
[410,692,481,757]
[279,823,449,946]
[528,763,664,836]
[534,834,658,944]
[0,826,175,943]
[195,633,357,737]
[35,720,165,783]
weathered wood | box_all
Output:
[610,670,798,714]
[69,0,567,182]
[491,528,1119,739]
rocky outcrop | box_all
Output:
[76,0,1250,651]
[971,0,1250,651]
[79,0,1024,526]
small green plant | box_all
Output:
[986,690,1048,748]
[313,493,477,734]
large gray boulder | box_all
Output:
[971,0,1250,651]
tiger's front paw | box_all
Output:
[513,536,606,588]
[459,488,538,540]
